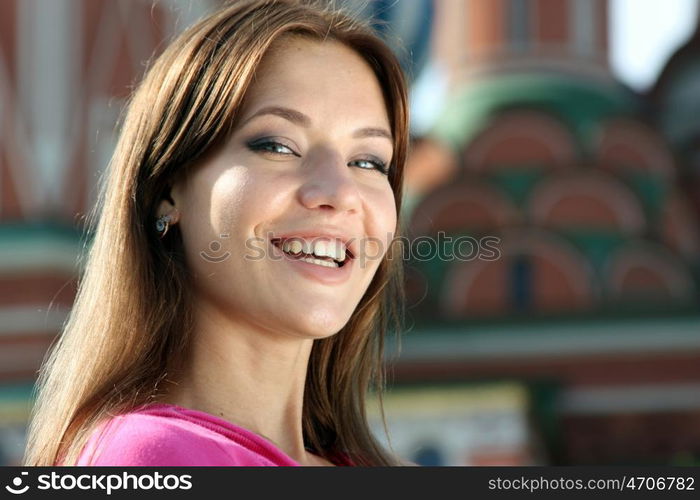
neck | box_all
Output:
[161,295,315,464]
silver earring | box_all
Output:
[156,214,172,238]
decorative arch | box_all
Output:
[595,118,676,179]
[527,170,646,234]
[441,228,596,318]
[604,241,697,304]
[409,179,520,236]
[463,109,578,172]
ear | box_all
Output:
[156,185,181,225]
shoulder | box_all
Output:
[76,412,221,466]
[76,409,279,466]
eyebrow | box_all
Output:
[241,105,393,142]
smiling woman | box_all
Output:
[23,0,409,467]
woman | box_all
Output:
[23,0,408,466]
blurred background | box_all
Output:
[1,0,699,466]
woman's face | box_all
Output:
[167,37,397,339]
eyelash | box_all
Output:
[246,139,390,175]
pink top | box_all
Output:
[75,403,352,466]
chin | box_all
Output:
[296,308,354,339]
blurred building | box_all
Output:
[398,0,700,465]
[0,0,699,466]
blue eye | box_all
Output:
[247,139,300,157]
[247,138,389,175]
[349,158,389,175]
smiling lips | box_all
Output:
[271,236,353,268]
[269,236,355,285]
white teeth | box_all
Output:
[312,240,329,258]
[300,256,338,268]
[301,239,314,255]
[280,238,347,262]
[311,240,346,262]
[335,241,347,261]
[282,240,303,254]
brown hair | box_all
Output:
[24,0,408,466]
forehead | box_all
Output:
[239,36,390,125]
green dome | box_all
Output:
[431,72,639,153]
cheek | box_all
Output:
[177,167,256,269]
[363,184,397,262]
[209,168,251,232]
[207,167,288,235]
[208,168,299,256]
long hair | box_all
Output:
[24,0,408,467]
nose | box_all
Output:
[297,150,362,213]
